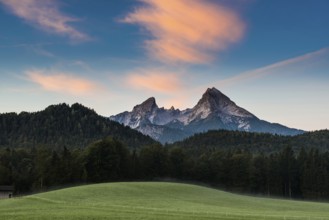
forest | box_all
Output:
[0,103,156,149]
[1,104,329,201]
[1,137,329,201]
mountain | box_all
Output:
[110,87,304,143]
[0,103,157,149]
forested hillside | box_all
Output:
[169,129,329,154]
[1,137,329,200]
[1,104,329,200]
[0,103,157,149]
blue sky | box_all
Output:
[0,0,328,131]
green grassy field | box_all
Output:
[1,182,329,220]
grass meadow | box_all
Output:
[1,182,329,219]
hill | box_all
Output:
[0,103,157,149]
[111,87,303,143]
[1,182,329,220]
[170,129,329,154]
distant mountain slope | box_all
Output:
[110,87,304,143]
[0,103,157,149]
[170,129,329,154]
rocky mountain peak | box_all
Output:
[195,87,232,112]
[110,87,303,143]
[189,87,255,121]
[202,87,230,102]
[133,97,158,113]
[205,87,223,94]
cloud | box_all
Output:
[123,0,245,64]
[26,69,99,95]
[0,42,55,57]
[71,60,93,72]
[31,46,55,57]
[126,69,183,93]
[0,0,89,41]
[218,47,329,87]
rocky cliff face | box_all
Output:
[110,87,304,143]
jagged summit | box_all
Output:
[191,87,254,120]
[200,87,224,100]
[110,87,304,143]
[133,97,158,112]
[196,87,232,111]
[204,87,227,97]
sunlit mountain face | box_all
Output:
[111,88,303,143]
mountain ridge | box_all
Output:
[110,87,304,143]
[0,103,157,149]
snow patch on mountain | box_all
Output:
[110,87,304,143]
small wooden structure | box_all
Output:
[0,186,14,199]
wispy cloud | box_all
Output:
[123,0,245,64]
[126,68,184,94]
[0,0,89,41]
[71,60,93,72]
[31,46,55,57]
[26,69,100,95]
[0,42,56,57]
[218,47,329,87]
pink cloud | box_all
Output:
[126,69,183,93]
[0,0,89,41]
[26,69,99,95]
[123,0,245,64]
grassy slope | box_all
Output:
[1,182,329,220]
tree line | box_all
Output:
[169,129,329,154]
[0,103,157,149]
[1,137,329,201]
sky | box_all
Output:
[0,0,328,131]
